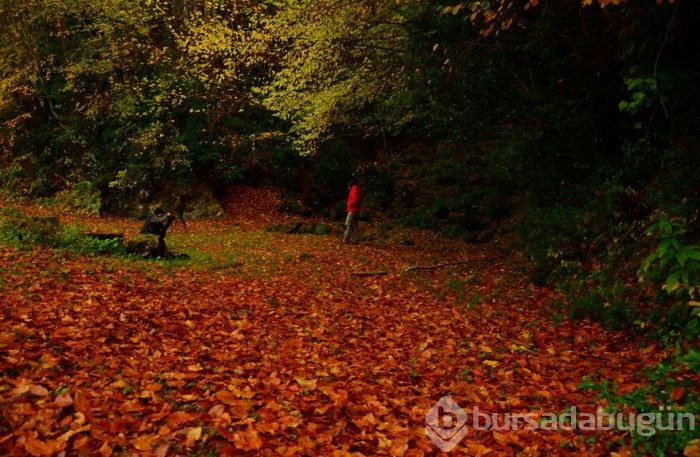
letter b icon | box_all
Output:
[425,396,469,452]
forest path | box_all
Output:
[0,187,662,456]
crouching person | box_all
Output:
[140,207,174,257]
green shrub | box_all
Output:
[59,227,126,256]
[0,209,126,257]
[54,181,102,215]
[559,266,638,331]
[517,205,586,284]
[579,349,699,456]
[637,213,700,340]
[639,214,700,296]
[0,213,61,248]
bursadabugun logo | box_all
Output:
[425,396,696,452]
[424,396,469,452]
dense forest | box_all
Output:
[1,1,700,454]
[1,0,700,336]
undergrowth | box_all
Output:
[579,348,700,456]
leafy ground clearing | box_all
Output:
[0,187,670,456]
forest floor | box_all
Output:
[0,186,669,456]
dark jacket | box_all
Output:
[140,213,172,237]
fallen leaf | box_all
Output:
[29,385,49,397]
[670,387,686,402]
[377,432,392,449]
[53,393,73,407]
[208,404,226,417]
[132,434,159,451]
[232,428,263,451]
[98,441,112,457]
[215,390,238,405]
[295,378,317,390]
[685,440,700,457]
[185,427,202,446]
[24,437,58,456]
[165,411,193,427]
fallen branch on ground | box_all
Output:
[351,270,390,276]
[403,250,512,273]
[350,250,512,276]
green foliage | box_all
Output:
[619,76,659,117]
[0,0,276,204]
[637,213,700,339]
[515,184,696,336]
[259,0,419,154]
[546,204,700,340]
[560,265,639,331]
[312,224,330,236]
[0,0,698,354]
[517,205,586,285]
[580,350,699,456]
[639,214,700,297]
[0,212,61,248]
[0,208,125,256]
[58,227,126,256]
[394,152,511,240]
[680,348,700,374]
[54,181,102,215]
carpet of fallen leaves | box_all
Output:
[0,187,669,456]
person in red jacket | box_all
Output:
[344,180,362,243]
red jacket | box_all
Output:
[346,185,361,213]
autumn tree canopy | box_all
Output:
[0,1,698,454]
[0,0,698,331]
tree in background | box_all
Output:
[259,0,422,156]
[0,0,275,211]
[1,0,698,247]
